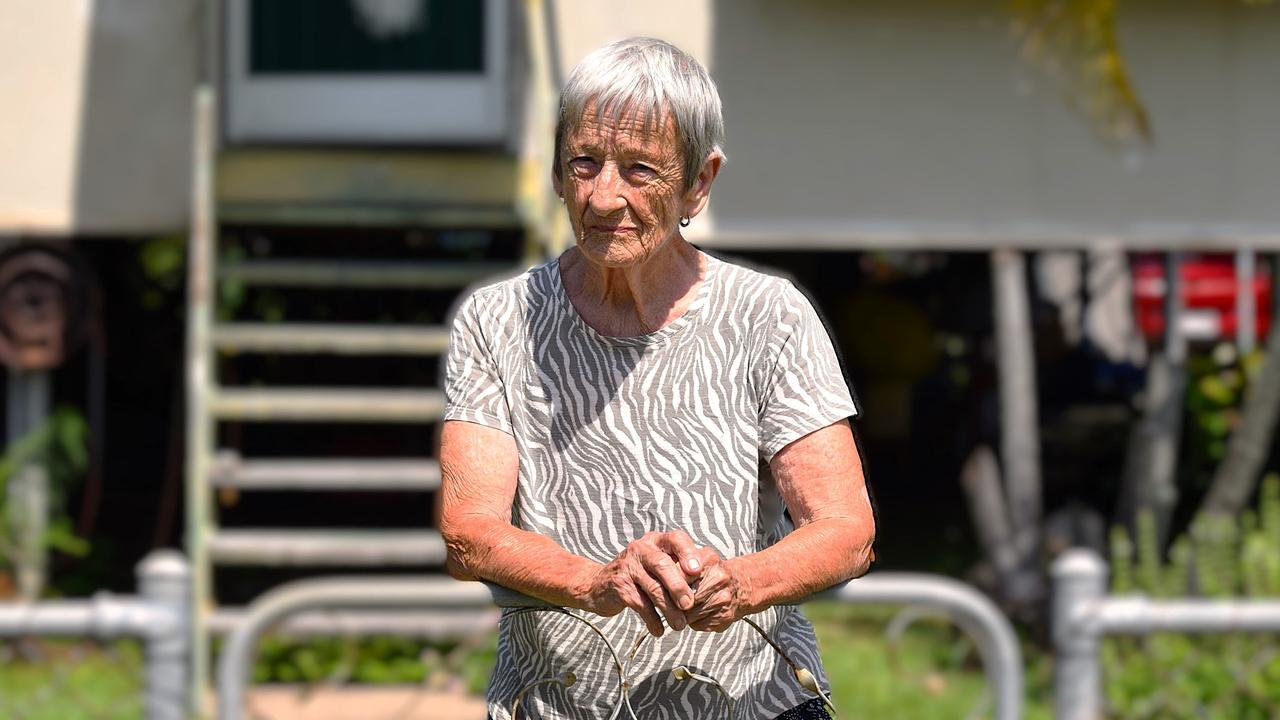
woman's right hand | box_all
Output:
[581,530,708,636]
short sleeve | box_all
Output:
[443,291,513,435]
[757,282,859,462]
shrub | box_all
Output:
[1104,475,1280,718]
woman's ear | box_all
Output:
[552,168,564,199]
[683,151,724,221]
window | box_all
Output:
[225,0,509,143]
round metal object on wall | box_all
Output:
[0,243,91,371]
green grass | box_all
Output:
[808,603,1053,720]
[0,640,143,720]
[1,611,1055,720]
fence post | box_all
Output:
[1052,548,1106,720]
[138,551,191,720]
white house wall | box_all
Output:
[0,0,197,236]
[0,2,92,233]
[554,0,1280,250]
[2,0,1277,247]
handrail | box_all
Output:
[216,577,493,720]
[216,573,1024,720]
[822,575,1023,720]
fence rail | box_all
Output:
[216,572,1024,720]
[0,550,189,720]
[41,549,1280,719]
[1052,548,1280,720]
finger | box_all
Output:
[639,548,696,613]
[656,530,705,577]
[634,564,687,631]
[690,565,728,605]
[691,614,732,630]
[622,581,666,636]
[636,596,666,637]
[686,547,721,581]
[686,588,730,624]
[688,610,731,633]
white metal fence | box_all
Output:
[12,549,1280,718]
[215,573,1024,720]
[0,550,189,720]
[1052,548,1280,720]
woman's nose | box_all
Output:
[588,164,627,215]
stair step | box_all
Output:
[210,454,441,491]
[208,530,447,566]
[209,388,444,423]
[212,323,450,356]
[208,607,498,638]
[217,203,522,228]
[219,260,514,289]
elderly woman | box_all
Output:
[441,37,875,720]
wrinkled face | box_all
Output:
[556,104,688,268]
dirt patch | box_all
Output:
[237,687,487,720]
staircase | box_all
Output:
[183,3,566,706]
[183,121,562,713]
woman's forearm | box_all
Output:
[442,514,601,610]
[724,517,874,614]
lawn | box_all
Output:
[807,602,1053,719]
[0,640,143,720]
[0,606,1054,720]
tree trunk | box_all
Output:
[1117,350,1185,546]
[1117,252,1186,549]
[992,251,1042,544]
[960,445,1018,578]
[1198,256,1280,518]
[990,250,1045,606]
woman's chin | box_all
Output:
[575,236,654,268]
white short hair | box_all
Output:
[554,37,725,191]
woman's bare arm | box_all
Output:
[440,419,705,635]
[439,419,596,606]
[686,419,875,629]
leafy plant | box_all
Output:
[0,408,92,582]
[249,633,497,694]
[1104,475,1280,718]
[1186,345,1262,468]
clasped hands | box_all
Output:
[580,530,748,636]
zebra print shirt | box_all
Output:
[445,251,859,720]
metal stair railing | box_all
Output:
[214,573,1025,720]
[185,1,566,714]
[185,116,544,719]
[209,452,441,491]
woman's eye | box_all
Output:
[629,164,657,176]
[568,157,597,174]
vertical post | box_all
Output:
[6,369,51,601]
[1236,249,1256,355]
[991,249,1043,604]
[517,0,568,259]
[139,551,191,720]
[1153,252,1186,547]
[1052,549,1107,720]
[185,84,217,716]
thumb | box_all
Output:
[656,530,706,576]
[683,547,719,577]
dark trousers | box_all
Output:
[772,698,834,719]
[491,697,832,719]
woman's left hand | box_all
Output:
[685,550,752,632]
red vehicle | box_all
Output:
[1133,253,1272,343]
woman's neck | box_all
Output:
[560,238,705,337]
